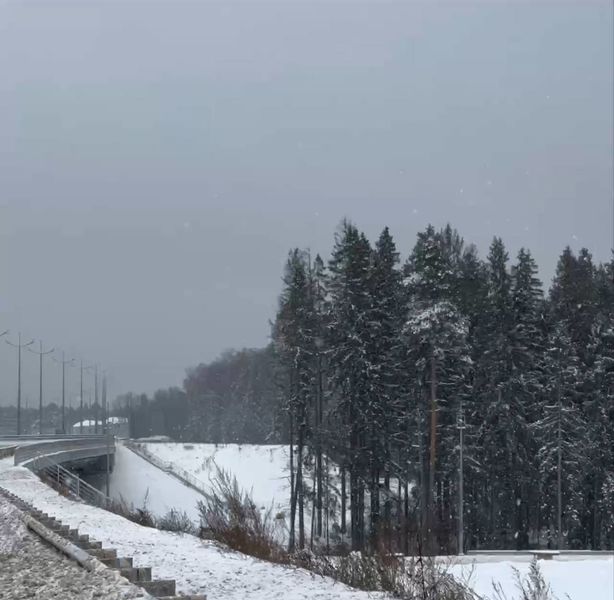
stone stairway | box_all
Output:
[0,488,206,600]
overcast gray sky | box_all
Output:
[1,0,612,406]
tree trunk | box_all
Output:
[316,354,324,539]
[341,463,347,535]
[298,434,305,550]
[428,354,438,554]
[289,397,296,552]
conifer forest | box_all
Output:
[139,221,614,555]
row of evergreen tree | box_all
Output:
[271,221,614,553]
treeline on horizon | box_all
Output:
[116,221,614,554]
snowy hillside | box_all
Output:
[139,443,291,513]
[0,465,386,600]
[108,443,204,524]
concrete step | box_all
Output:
[101,557,133,569]
[75,540,103,550]
[40,518,60,527]
[140,580,176,597]
[114,566,152,583]
[157,596,207,600]
[89,548,117,561]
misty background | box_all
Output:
[1,1,612,407]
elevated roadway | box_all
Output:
[0,435,115,473]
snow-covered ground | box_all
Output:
[139,442,291,514]
[107,443,204,524]
[449,555,613,599]
[1,451,611,600]
[0,493,150,600]
[0,464,386,600]
[135,442,614,599]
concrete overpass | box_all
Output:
[0,434,116,476]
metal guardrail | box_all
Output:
[0,446,17,460]
[125,441,210,496]
[0,434,106,440]
[31,454,113,509]
[467,549,614,556]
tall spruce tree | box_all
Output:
[327,221,377,550]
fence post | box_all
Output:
[56,464,60,485]
[76,476,80,498]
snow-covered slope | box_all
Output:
[0,465,385,600]
[107,443,204,523]
[140,443,291,513]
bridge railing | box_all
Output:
[31,453,113,509]
[125,440,210,496]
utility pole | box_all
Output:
[29,341,54,435]
[94,365,99,434]
[103,372,110,497]
[54,352,74,434]
[80,360,85,434]
[78,361,95,434]
[6,333,34,435]
[457,399,466,555]
[101,371,108,433]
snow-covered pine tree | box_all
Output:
[474,237,515,548]
[403,225,470,554]
[272,248,317,550]
[533,323,588,548]
[326,221,377,550]
[308,253,327,542]
[583,260,614,548]
[367,226,404,547]
[507,248,545,549]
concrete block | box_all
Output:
[89,548,117,560]
[101,557,133,568]
[157,596,207,600]
[140,579,176,596]
[116,566,152,582]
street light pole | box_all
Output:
[6,333,34,435]
[94,365,99,434]
[54,352,74,434]
[80,360,85,434]
[29,341,54,435]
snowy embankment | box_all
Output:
[139,442,291,513]
[106,443,204,524]
[0,465,386,600]
[0,492,149,600]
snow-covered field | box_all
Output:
[449,556,613,599]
